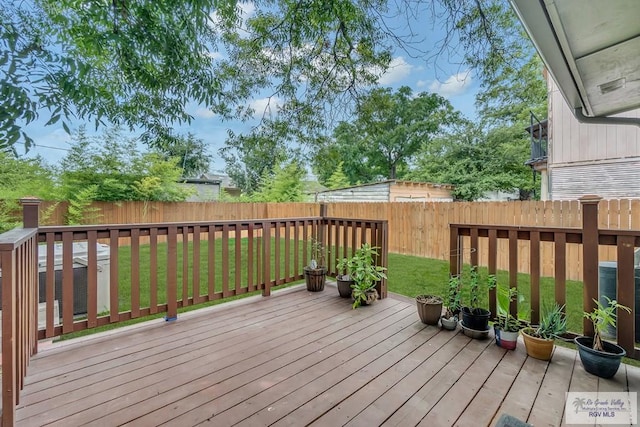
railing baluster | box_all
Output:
[284,221,291,281]
[61,232,74,334]
[45,232,55,338]
[616,235,635,356]
[109,230,119,324]
[193,225,201,304]
[262,221,271,296]
[247,224,255,292]
[274,222,281,285]
[293,221,299,279]
[488,229,497,319]
[87,230,98,328]
[508,230,518,318]
[131,228,140,318]
[182,227,189,306]
[149,227,158,314]
[222,224,229,297]
[207,225,215,298]
[166,226,178,321]
[530,231,541,325]
[235,223,242,292]
[554,232,567,309]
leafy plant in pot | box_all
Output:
[335,255,355,298]
[460,267,491,335]
[304,237,327,292]
[440,275,461,330]
[574,297,631,378]
[350,243,387,309]
[521,303,566,361]
[492,285,525,350]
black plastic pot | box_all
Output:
[574,336,626,379]
[336,276,353,298]
[461,307,491,331]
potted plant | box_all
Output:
[335,256,354,298]
[440,275,461,330]
[416,294,443,326]
[304,237,327,292]
[574,297,631,378]
[460,267,491,333]
[492,286,523,350]
[350,243,387,309]
[521,303,566,361]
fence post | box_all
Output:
[580,195,601,337]
[21,197,41,228]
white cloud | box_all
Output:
[428,71,473,98]
[238,2,256,18]
[194,107,216,119]
[416,80,427,88]
[378,57,413,86]
[204,51,225,61]
[249,96,283,118]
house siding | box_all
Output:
[548,77,640,199]
[315,182,391,202]
[550,160,640,200]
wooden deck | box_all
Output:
[15,285,640,427]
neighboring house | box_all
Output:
[525,78,640,200]
[178,177,222,201]
[315,180,454,203]
[178,173,242,201]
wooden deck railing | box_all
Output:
[1,199,40,425]
[450,195,639,360]
[0,200,388,424]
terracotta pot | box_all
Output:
[521,328,554,361]
[304,266,326,292]
[336,276,353,298]
[416,295,443,325]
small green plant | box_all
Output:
[307,237,326,269]
[488,277,525,333]
[469,266,481,309]
[336,255,354,279]
[443,275,461,318]
[529,303,567,340]
[350,243,387,309]
[584,296,631,352]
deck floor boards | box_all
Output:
[14,285,640,427]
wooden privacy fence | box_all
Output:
[450,196,639,360]
[35,199,640,281]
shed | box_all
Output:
[315,180,454,203]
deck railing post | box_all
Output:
[580,195,601,337]
[20,197,41,229]
[449,226,461,278]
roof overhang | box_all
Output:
[509,0,640,118]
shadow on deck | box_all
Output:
[16,284,640,426]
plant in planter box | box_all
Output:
[350,243,387,309]
[440,275,461,330]
[574,297,631,378]
[304,237,327,292]
[335,255,355,298]
[521,303,566,361]
[460,266,492,335]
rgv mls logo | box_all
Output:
[565,392,637,424]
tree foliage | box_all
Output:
[152,133,212,178]
[249,161,305,202]
[60,126,190,202]
[326,161,351,189]
[1,0,394,152]
[313,86,459,184]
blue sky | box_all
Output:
[23,3,479,172]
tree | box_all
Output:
[409,122,534,200]
[313,86,460,183]
[60,127,190,202]
[1,0,394,153]
[250,161,305,202]
[153,133,212,178]
[326,161,351,189]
